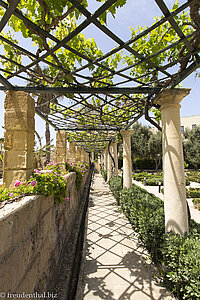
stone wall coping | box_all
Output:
[0,194,41,220]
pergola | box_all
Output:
[1,0,200,233]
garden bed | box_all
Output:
[0,161,89,205]
[133,171,190,186]
[186,171,200,184]
[109,176,200,300]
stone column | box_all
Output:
[3,91,35,188]
[98,154,101,169]
[120,130,133,189]
[154,88,190,234]
[68,141,76,163]
[76,146,81,164]
[91,151,94,162]
[84,151,88,162]
[81,148,85,162]
[107,144,112,181]
[104,149,108,171]
[56,130,66,169]
[113,141,118,176]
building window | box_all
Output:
[181,126,184,133]
[192,124,196,129]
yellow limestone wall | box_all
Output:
[0,172,88,295]
[3,91,35,188]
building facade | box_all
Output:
[180,115,200,133]
[150,115,200,134]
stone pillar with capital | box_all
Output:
[120,130,133,189]
[104,149,108,171]
[81,148,85,162]
[91,151,94,162]
[56,130,67,169]
[154,88,190,234]
[84,151,88,162]
[112,141,118,176]
[76,146,81,164]
[107,145,112,182]
[3,91,35,188]
[68,141,76,163]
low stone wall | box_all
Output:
[0,171,89,298]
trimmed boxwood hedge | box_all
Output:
[192,198,200,210]
[100,169,107,182]
[133,172,190,186]
[187,188,200,198]
[108,176,200,300]
[108,176,122,204]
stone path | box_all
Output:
[82,174,175,300]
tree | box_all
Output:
[183,126,200,169]
[148,131,162,170]
[131,122,152,160]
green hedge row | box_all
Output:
[145,177,163,186]
[187,188,200,198]
[108,176,200,300]
[133,172,190,186]
[100,169,107,182]
[132,158,157,170]
[186,171,200,183]
[192,198,200,210]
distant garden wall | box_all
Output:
[0,171,90,297]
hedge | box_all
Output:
[100,169,107,182]
[108,176,200,300]
[187,188,200,198]
[133,172,190,186]
[132,158,156,170]
[192,198,200,210]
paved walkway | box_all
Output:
[82,174,174,300]
[132,180,200,224]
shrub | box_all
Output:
[119,184,164,261]
[133,158,156,170]
[109,176,122,204]
[0,162,69,203]
[192,198,200,210]
[133,172,190,186]
[65,162,88,190]
[187,188,200,198]
[109,177,200,299]
[145,177,163,186]
[161,231,200,300]
[101,169,107,182]
[186,171,200,183]
[132,171,149,181]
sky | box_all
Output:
[0,0,199,145]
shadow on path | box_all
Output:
[82,174,175,300]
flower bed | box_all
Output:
[109,176,200,300]
[0,161,89,204]
[65,162,89,190]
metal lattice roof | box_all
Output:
[0,0,199,151]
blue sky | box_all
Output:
[0,0,199,144]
